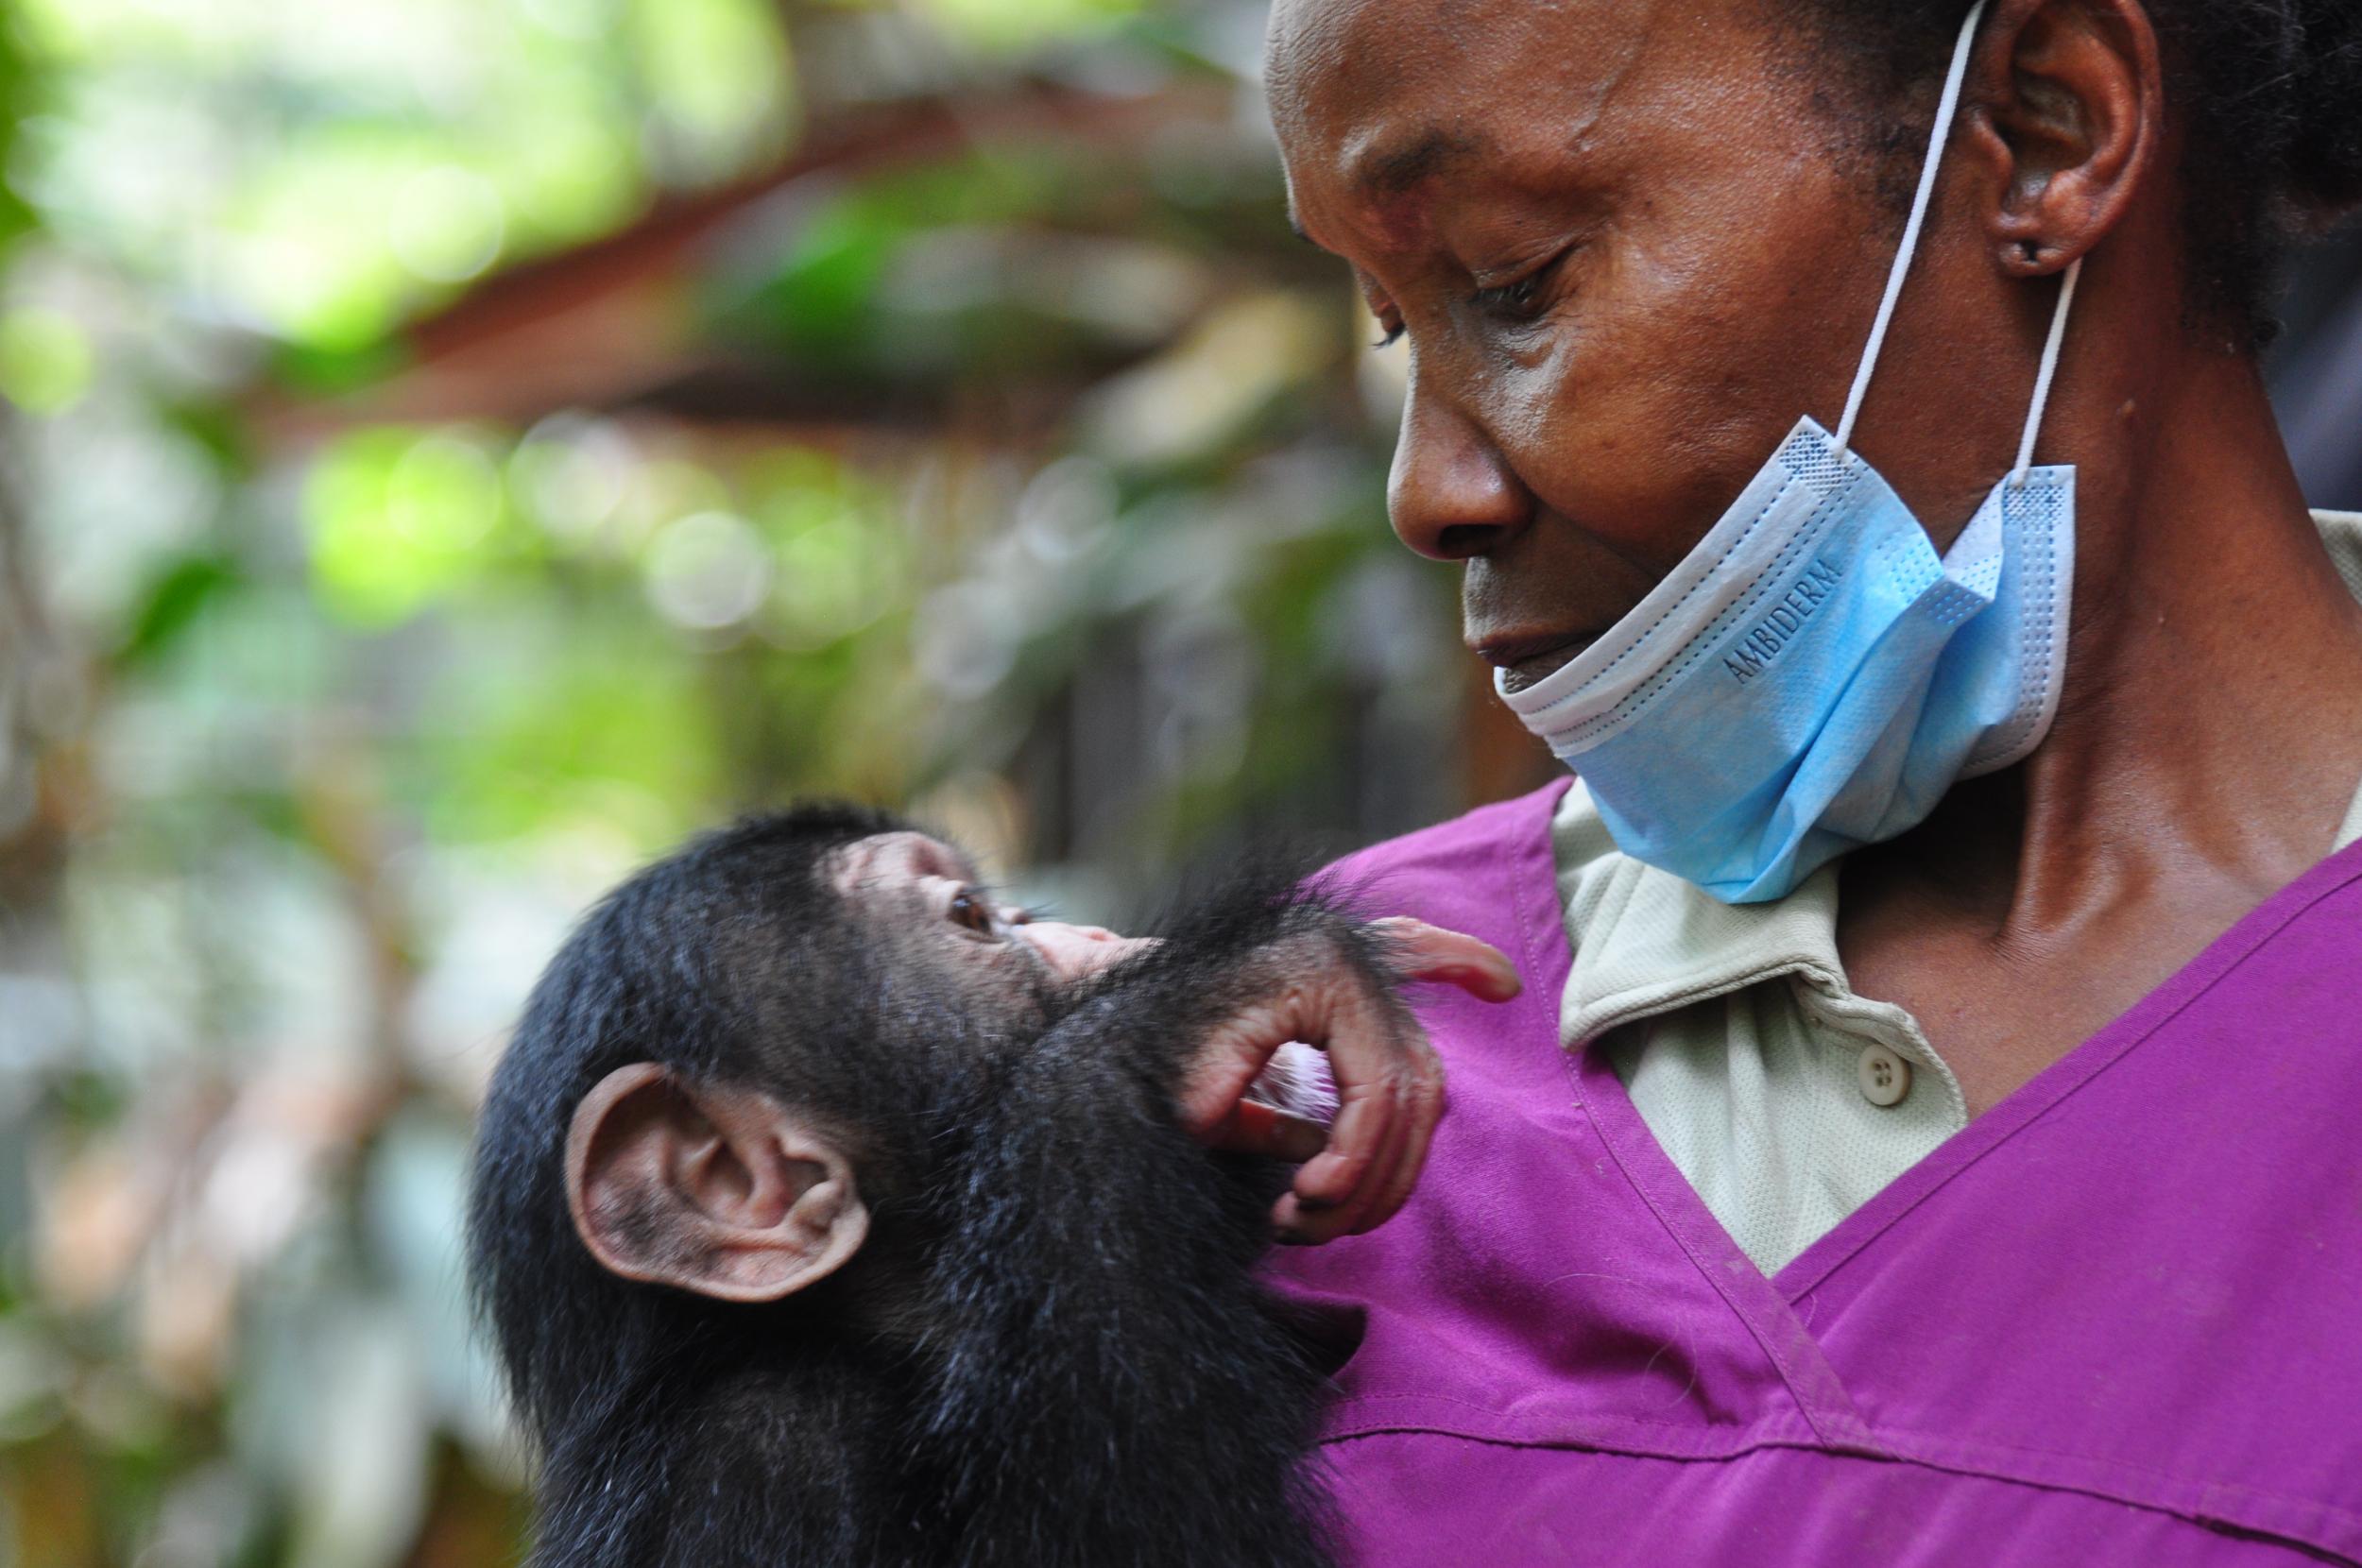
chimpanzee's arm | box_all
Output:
[908,886,1408,1568]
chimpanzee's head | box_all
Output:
[466,803,1145,1447]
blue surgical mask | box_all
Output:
[1498,0,2080,905]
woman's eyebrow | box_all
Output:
[1288,128,1498,247]
[1355,128,1487,196]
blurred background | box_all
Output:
[0,0,2353,1562]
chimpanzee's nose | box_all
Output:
[1015,922,1151,981]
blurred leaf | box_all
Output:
[268,339,414,400]
[117,555,244,667]
[714,146,1232,384]
[738,196,900,361]
[0,9,43,251]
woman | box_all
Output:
[1252,0,2362,1560]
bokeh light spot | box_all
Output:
[643,509,773,631]
[0,308,94,414]
[387,166,508,284]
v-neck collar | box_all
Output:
[1772,829,2362,1301]
[1544,786,2362,1418]
[1273,778,2362,1568]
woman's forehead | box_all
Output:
[1268,0,1772,240]
[1267,0,1660,133]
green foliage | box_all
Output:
[10,0,792,350]
[0,2,1458,1564]
[304,430,522,627]
[716,142,1254,392]
[410,614,726,843]
[118,554,246,666]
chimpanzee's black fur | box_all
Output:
[467,804,1397,1568]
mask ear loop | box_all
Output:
[1832,0,1990,461]
[2009,257,2083,486]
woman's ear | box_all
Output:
[564,1063,869,1303]
[1966,0,2164,275]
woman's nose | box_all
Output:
[1386,366,1533,561]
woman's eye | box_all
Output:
[1373,316,1407,349]
[1471,270,1549,319]
[1471,246,1583,323]
[947,889,997,935]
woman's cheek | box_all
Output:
[1482,346,1620,509]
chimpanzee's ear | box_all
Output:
[564,1064,869,1303]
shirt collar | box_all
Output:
[1553,778,1848,1047]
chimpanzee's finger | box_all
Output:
[1338,1055,1422,1236]
[1189,929,1483,1241]
[1360,1045,1445,1234]
[1174,1001,1293,1138]
[1368,919,1522,1002]
[1204,1098,1329,1163]
[1281,1016,1420,1233]
[1275,979,1413,1226]
[1278,1079,1407,1242]
[1283,1074,1389,1223]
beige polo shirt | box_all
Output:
[1553,511,2362,1277]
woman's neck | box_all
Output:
[1877,337,2362,942]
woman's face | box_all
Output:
[1266,0,2016,690]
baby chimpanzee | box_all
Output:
[466,803,1515,1568]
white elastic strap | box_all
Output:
[2010,256,2082,484]
[1833,0,1991,458]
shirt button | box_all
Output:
[1857,1044,1912,1107]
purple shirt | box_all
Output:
[1267,782,2362,1565]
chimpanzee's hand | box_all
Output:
[1173,918,1519,1245]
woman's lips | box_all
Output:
[1480,632,1601,695]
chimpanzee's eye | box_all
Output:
[947,889,998,936]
